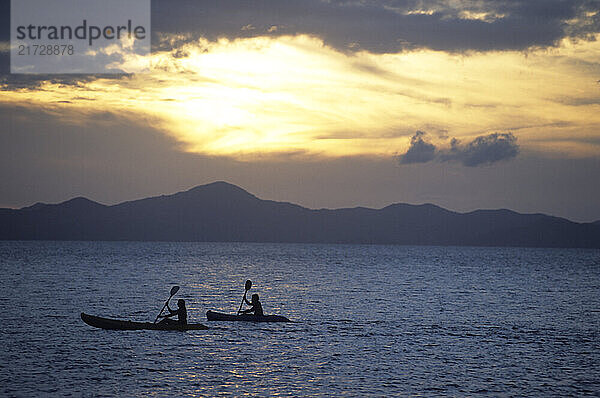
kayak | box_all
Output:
[206,310,290,322]
[81,312,208,331]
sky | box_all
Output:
[1,0,600,222]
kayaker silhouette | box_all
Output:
[205,281,290,322]
[241,293,264,316]
[158,298,188,325]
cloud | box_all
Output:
[0,74,119,91]
[554,96,600,106]
[2,32,599,159]
[148,0,600,53]
[442,133,519,166]
[1,0,599,75]
[399,132,520,167]
[398,131,437,164]
[0,0,598,61]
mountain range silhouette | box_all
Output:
[1,181,599,248]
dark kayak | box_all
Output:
[206,310,290,322]
[81,312,208,331]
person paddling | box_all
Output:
[158,298,188,325]
[241,293,264,317]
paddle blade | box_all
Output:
[170,285,180,296]
[245,280,252,291]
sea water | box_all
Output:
[0,241,598,396]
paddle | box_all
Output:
[154,285,180,323]
[237,280,252,314]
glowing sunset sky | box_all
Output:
[1,0,599,222]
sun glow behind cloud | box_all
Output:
[2,34,600,159]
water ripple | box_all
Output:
[1,241,599,396]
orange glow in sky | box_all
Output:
[2,34,600,159]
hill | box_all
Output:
[1,181,599,248]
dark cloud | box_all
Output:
[0,74,128,92]
[149,0,600,53]
[554,96,600,106]
[398,131,437,164]
[0,0,8,74]
[398,131,519,167]
[442,133,520,167]
[1,0,598,77]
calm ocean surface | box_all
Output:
[0,241,598,397]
